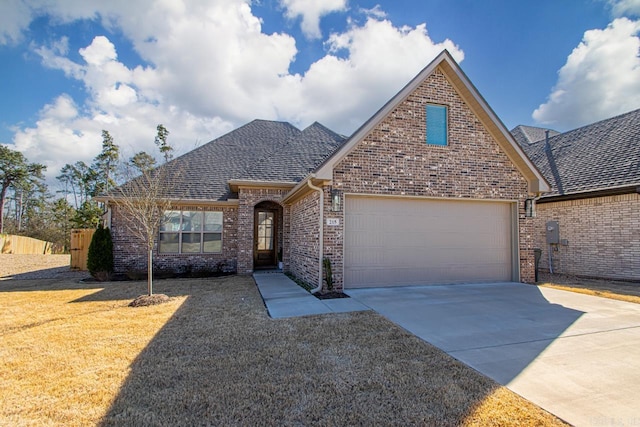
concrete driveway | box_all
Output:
[347,282,640,426]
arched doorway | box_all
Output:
[253,201,282,269]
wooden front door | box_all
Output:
[254,209,277,269]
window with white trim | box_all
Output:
[426,104,448,146]
[159,210,223,253]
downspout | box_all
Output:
[104,199,112,228]
[545,130,554,274]
[307,179,324,294]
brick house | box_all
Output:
[513,108,640,281]
[101,50,550,290]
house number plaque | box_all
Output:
[326,218,340,226]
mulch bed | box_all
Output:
[314,291,350,300]
[129,294,170,307]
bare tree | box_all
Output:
[108,125,180,296]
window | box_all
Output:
[159,210,223,253]
[256,211,274,251]
[426,104,448,146]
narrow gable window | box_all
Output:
[426,104,448,146]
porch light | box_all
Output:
[330,188,341,212]
[524,198,535,218]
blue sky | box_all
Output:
[1,0,639,184]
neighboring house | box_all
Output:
[101,50,550,290]
[513,108,640,281]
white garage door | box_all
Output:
[344,196,515,288]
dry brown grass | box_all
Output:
[539,272,640,304]
[0,254,73,278]
[541,283,640,304]
[1,278,185,426]
[0,276,566,426]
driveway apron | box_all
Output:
[347,282,640,426]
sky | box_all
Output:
[1,0,640,187]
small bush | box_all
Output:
[87,225,114,281]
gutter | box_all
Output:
[228,179,296,193]
[306,179,324,294]
[536,183,640,204]
[282,175,314,204]
[94,195,240,207]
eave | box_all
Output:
[228,179,297,193]
[282,174,331,204]
[537,184,640,204]
[96,195,240,207]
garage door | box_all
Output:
[344,196,514,288]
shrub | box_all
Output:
[87,225,114,281]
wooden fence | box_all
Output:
[0,234,53,254]
[70,229,96,271]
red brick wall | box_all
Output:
[110,203,238,274]
[236,188,288,274]
[288,190,321,287]
[535,193,640,281]
[328,67,534,288]
[111,187,290,277]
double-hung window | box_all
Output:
[159,210,223,253]
[426,104,448,146]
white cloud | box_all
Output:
[79,35,117,65]
[8,1,463,186]
[35,39,84,80]
[280,0,348,39]
[285,18,464,131]
[12,95,97,174]
[533,18,640,129]
[360,5,387,19]
[0,0,34,44]
[609,0,640,17]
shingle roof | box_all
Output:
[511,125,560,145]
[512,108,640,198]
[239,122,346,181]
[113,119,346,201]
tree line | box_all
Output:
[0,125,172,252]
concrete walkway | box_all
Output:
[253,271,369,318]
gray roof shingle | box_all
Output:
[511,125,560,146]
[114,119,346,201]
[239,122,346,181]
[513,108,640,197]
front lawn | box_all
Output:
[0,276,565,426]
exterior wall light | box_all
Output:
[330,188,341,212]
[525,198,536,218]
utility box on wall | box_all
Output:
[546,221,560,244]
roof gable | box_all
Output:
[517,108,640,197]
[314,50,550,194]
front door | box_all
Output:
[254,209,277,269]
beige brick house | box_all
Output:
[102,50,550,290]
[513,109,640,281]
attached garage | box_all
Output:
[344,196,517,288]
